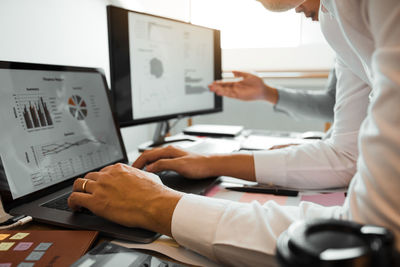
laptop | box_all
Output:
[0,61,163,243]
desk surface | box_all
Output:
[11,221,183,265]
[4,130,330,266]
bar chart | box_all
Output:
[13,93,56,131]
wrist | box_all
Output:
[147,186,184,236]
[263,84,279,104]
[208,154,256,181]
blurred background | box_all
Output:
[0,0,335,152]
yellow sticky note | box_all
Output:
[9,232,30,240]
[0,242,15,251]
[0,234,10,241]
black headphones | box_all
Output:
[276,219,399,267]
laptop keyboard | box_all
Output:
[42,193,93,215]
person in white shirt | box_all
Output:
[68,0,400,266]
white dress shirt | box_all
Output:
[254,57,370,189]
[171,1,400,266]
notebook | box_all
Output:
[0,61,160,243]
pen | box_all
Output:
[225,186,299,196]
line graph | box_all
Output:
[40,138,106,157]
[29,135,115,187]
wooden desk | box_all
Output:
[12,220,186,265]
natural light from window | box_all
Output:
[190,0,326,49]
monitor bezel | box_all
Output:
[0,60,128,211]
[107,5,223,127]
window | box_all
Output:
[115,0,334,71]
[190,0,334,71]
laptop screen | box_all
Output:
[0,62,126,202]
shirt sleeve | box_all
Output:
[253,59,370,189]
[341,0,400,251]
[172,194,342,266]
[273,69,336,122]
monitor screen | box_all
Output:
[0,62,126,202]
[107,6,222,127]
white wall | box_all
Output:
[0,0,328,153]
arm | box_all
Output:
[136,59,369,190]
[209,70,336,122]
[253,59,369,189]
[342,0,400,251]
[273,69,336,122]
[68,163,343,266]
[133,146,256,182]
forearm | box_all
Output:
[273,69,336,121]
[207,154,256,181]
[274,88,335,121]
[146,187,184,236]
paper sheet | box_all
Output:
[112,236,220,267]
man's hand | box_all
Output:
[133,146,256,182]
[208,71,278,104]
[133,146,214,179]
[68,163,183,236]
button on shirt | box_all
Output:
[171,1,400,266]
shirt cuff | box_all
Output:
[253,150,288,186]
[171,194,231,260]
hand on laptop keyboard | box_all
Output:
[68,163,184,236]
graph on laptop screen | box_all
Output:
[0,64,125,200]
[107,6,222,132]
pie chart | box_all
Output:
[68,95,88,120]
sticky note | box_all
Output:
[34,242,52,251]
[0,263,12,267]
[10,232,30,240]
[0,242,15,251]
[14,242,33,251]
[25,251,45,261]
[17,263,34,267]
[0,234,10,241]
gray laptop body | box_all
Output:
[0,61,159,243]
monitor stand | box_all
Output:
[138,121,197,152]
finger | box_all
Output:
[133,146,186,169]
[99,164,118,173]
[213,80,238,87]
[68,192,95,211]
[146,158,178,173]
[72,178,96,194]
[214,87,240,98]
[232,71,251,78]
[84,172,100,181]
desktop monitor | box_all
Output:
[107,6,222,143]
